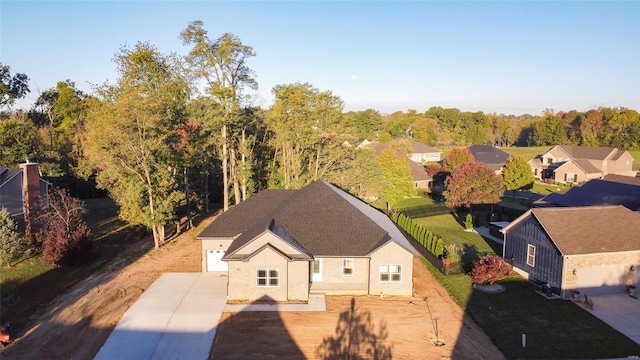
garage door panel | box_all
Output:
[576,265,626,296]
[207,250,228,272]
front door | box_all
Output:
[312,259,322,282]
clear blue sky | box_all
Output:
[2,1,639,116]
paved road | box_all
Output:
[94,272,228,360]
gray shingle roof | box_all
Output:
[200,180,417,259]
[533,176,640,210]
[468,145,510,165]
[529,206,640,255]
[197,189,296,238]
[557,145,616,160]
[403,138,440,154]
[569,159,601,174]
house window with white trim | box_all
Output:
[380,265,402,282]
[565,173,576,183]
[527,245,535,267]
[343,258,354,275]
[257,268,279,287]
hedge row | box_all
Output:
[394,212,444,258]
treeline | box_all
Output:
[376,106,640,150]
[1,21,638,247]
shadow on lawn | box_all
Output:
[316,297,392,359]
[450,276,640,359]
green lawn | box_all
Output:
[391,195,435,209]
[530,182,562,194]
[0,198,143,334]
[413,213,499,255]
[629,150,640,170]
[423,259,640,358]
[500,146,549,161]
[414,213,640,359]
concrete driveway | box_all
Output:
[583,293,640,345]
[95,272,227,360]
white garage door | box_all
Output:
[576,264,626,296]
[206,250,228,272]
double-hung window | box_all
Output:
[343,258,354,275]
[257,268,279,287]
[527,245,536,267]
[380,265,402,282]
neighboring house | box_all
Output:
[502,205,640,297]
[467,145,510,173]
[533,174,640,211]
[403,138,441,163]
[0,162,51,236]
[367,140,434,189]
[528,145,637,184]
[407,160,433,190]
[197,180,417,302]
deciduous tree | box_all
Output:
[0,63,29,108]
[83,42,189,247]
[501,156,534,194]
[266,82,347,189]
[377,148,415,204]
[442,147,474,173]
[39,188,91,267]
[444,162,504,208]
[181,21,258,210]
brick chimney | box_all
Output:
[20,161,42,241]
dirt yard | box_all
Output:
[1,214,503,360]
[211,258,503,360]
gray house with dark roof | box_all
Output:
[503,206,640,297]
[197,180,417,302]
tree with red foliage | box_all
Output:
[444,162,504,208]
[425,163,448,186]
[40,188,91,267]
[470,255,513,284]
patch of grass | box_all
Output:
[468,277,640,359]
[500,146,550,161]
[392,195,435,209]
[0,198,143,334]
[422,259,640,358]
[530,182,561,194]
[628,149,640,170]
[413,214,498,255]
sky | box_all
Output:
[2,1,639,116]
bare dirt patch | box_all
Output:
[211,258,504,360]
[2,213,502,360]
[0,219,208,360]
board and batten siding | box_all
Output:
[504,215,564,294]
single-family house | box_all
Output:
[197,180,417,302]
[0,162,51,236]
[528,145,637,184]
[502,205,640,297]
[403,138,441,163]
[467,145,510,173]
[533,174,640,211]
[367,140,434,189]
